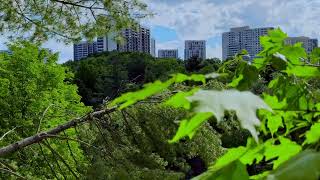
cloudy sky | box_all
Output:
[1,0,320,63]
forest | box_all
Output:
[1,0,320,180]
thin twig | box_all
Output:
[0,167,26,179]
[0,127,18,141]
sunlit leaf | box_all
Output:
[267,150,320,180]
[164,88,199,109]
[194,160,249,180]
[304,123,320,144]
[169,112,212,143]
[285,66,320,77]
[264,137,301,169]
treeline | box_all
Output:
[65,51,222,106]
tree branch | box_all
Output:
[0,107,116,157]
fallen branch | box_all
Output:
[0,108,116,157]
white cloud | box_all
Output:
[1,0,320,61]
[142,0,320,59]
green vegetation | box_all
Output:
[0,41,91,179]
[111,28,320,179]
[0,1,320,179]
[0,0,149,43]
[64,52,221,106]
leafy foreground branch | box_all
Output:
[0,108,115,157]
[111,28,320,179]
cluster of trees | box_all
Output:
[65,52,221,106]
[0,41,250,179]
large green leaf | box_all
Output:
[304,123,320,144]
[194,160,249,180]
[264,137,301,169]
[267,114,283,136]
[169,112,212,143]
[267,150,320,180]
[279,46,306,65]
[285,66,320,77]
[164,88,199,109]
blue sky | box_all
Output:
[1,0,320,63]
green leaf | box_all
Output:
[164,88,199,109]
[111,80,172,109]
[253,57,267,70]
[211,146,247,171]
[285,66,320,77]
[264,137,301,169]
[173,73,207,84]
[187,90,272,141]
[268,28,288,43]
[112,73,222,109]
[194,160,249,180]
[240,139,264,165]
[228,74,243,88]
[310,47,320,64]
[169,112,212,143]
[267,114,283,136]
[304,123,320,144]
[267,150,320,180]
[299,96,308,110]
[263,94,287,109]
[279,46,306,65]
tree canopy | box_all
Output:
[0,0,150,42]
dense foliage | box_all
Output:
[65,52,221,106]
[0,42,91,179]
[0,0,149,42]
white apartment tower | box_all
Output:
[74,26,152,61]
[222,26,274,60]
[119,26,150,54]
[73,41,96,61]
[151,38,156,57]
[158,49,178,59]
[184,40,206,60]
[285,36,318,54]
[96,34,118,53]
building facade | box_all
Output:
[73,41,96,61]
[151,38,156,57]
[118,26,150,54]
[222,26,274,60]
[96,34,118,53]
[285,36,318,54]
[158,49,178,59]
[74,26,152,61]
[184,40,206,60]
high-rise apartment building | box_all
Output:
[151,38,156,57]
[285,36,318,54]
[158,49,178,59]
[73,41,96,61]
[222,26,274,60]
[74,26,152,60]
[96,34,118,53]
[184,40,206,60]
[118,26,150,54]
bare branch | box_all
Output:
[0,107,116,157]
[0,127,18,141]
[0,167,26,179]
[37,104,55,133]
